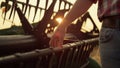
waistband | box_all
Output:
[102,15,120,30]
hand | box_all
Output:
[49,27,66,48]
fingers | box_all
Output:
[49,36,63,48]
[58,40,63,48]
[49,28,65,48]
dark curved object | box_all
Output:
[0,33,79,57]
[0,37,99,68]
[0,35,39,56]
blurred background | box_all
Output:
[0,0,101,30]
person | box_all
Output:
[49,0,120,68]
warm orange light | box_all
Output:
[55,17,63,24]
[1,7,6,13]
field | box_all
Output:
[90,45,101,66]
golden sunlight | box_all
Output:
[55,17,63,24]
[0,0,102,30]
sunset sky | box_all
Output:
[0,0,102,30]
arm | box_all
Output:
[49,0,94,48]
[59,0,93,28]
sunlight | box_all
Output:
[0,0,102,30]
[55,17,63,24]
[81,18,94,33]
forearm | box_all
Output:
[59,0,93,29]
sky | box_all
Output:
[0,0,102,30]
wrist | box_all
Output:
[58,19,70,28]
[55,18,70,32]
[56,25,67,32]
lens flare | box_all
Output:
[55,17,63,24]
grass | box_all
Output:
[0,23,38,35]
[0,25,24,35]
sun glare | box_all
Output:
[55,17,63,24]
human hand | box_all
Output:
[49,27,66,48]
